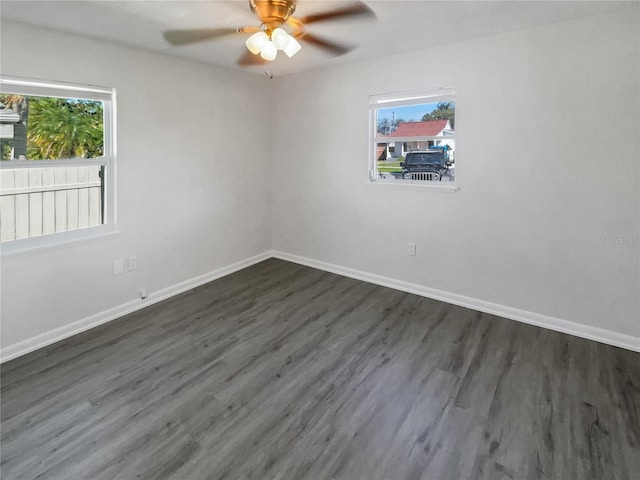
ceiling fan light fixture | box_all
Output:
[271,27,290,49]
[260,41,278,61]
[246,31,269,55]
[163,0,375,67]
[283,36,302,57]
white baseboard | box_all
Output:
[271,251,640,353]
[0,252,272,363]
[3,249,637,363]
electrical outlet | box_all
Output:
[127,256,138,271]
[408,242,416,256]
[112,259,125,275]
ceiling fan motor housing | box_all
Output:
[249,0,297,28]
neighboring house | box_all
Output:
[382,119,455,159]
[0,100,27,159]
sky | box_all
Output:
[378,102,442,123]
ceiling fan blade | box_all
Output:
[237,50,268,66]
[294,1,375,26]
[163,28,241,46]
[296,32,353,57]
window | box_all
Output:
[370,87,456,188]
[0,76,116,254]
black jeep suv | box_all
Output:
[400,150,453,181]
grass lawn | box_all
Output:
[377,160,402,173]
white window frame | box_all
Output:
[369,87,457,191]
[0,76,117,256]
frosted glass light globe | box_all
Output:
[246,31,269,55]
[283,36,302,58]
[260,41,278,61]
[271,28,290,50]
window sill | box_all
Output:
[1,226,119,258]
[367,180,459,192]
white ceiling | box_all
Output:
[0,0,633,76]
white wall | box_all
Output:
[0,21,273,351]
[271,8,640,340]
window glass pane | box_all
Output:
[0,94,104,160]
[373,95,455,184]
[0,164,104,242]
[376,139,456,182]
[377,101,455,135]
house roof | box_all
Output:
[387,120,451,137]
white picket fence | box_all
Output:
[0,165,103,242]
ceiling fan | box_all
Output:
[163,0,375,65]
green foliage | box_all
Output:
[421,102,455,129]
[377,159,403,173]
[1,140,12,160]
[25,97,104,160]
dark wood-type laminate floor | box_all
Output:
[1,259,639,480]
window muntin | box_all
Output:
[0,77,115,254]
[370,88,455,186]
